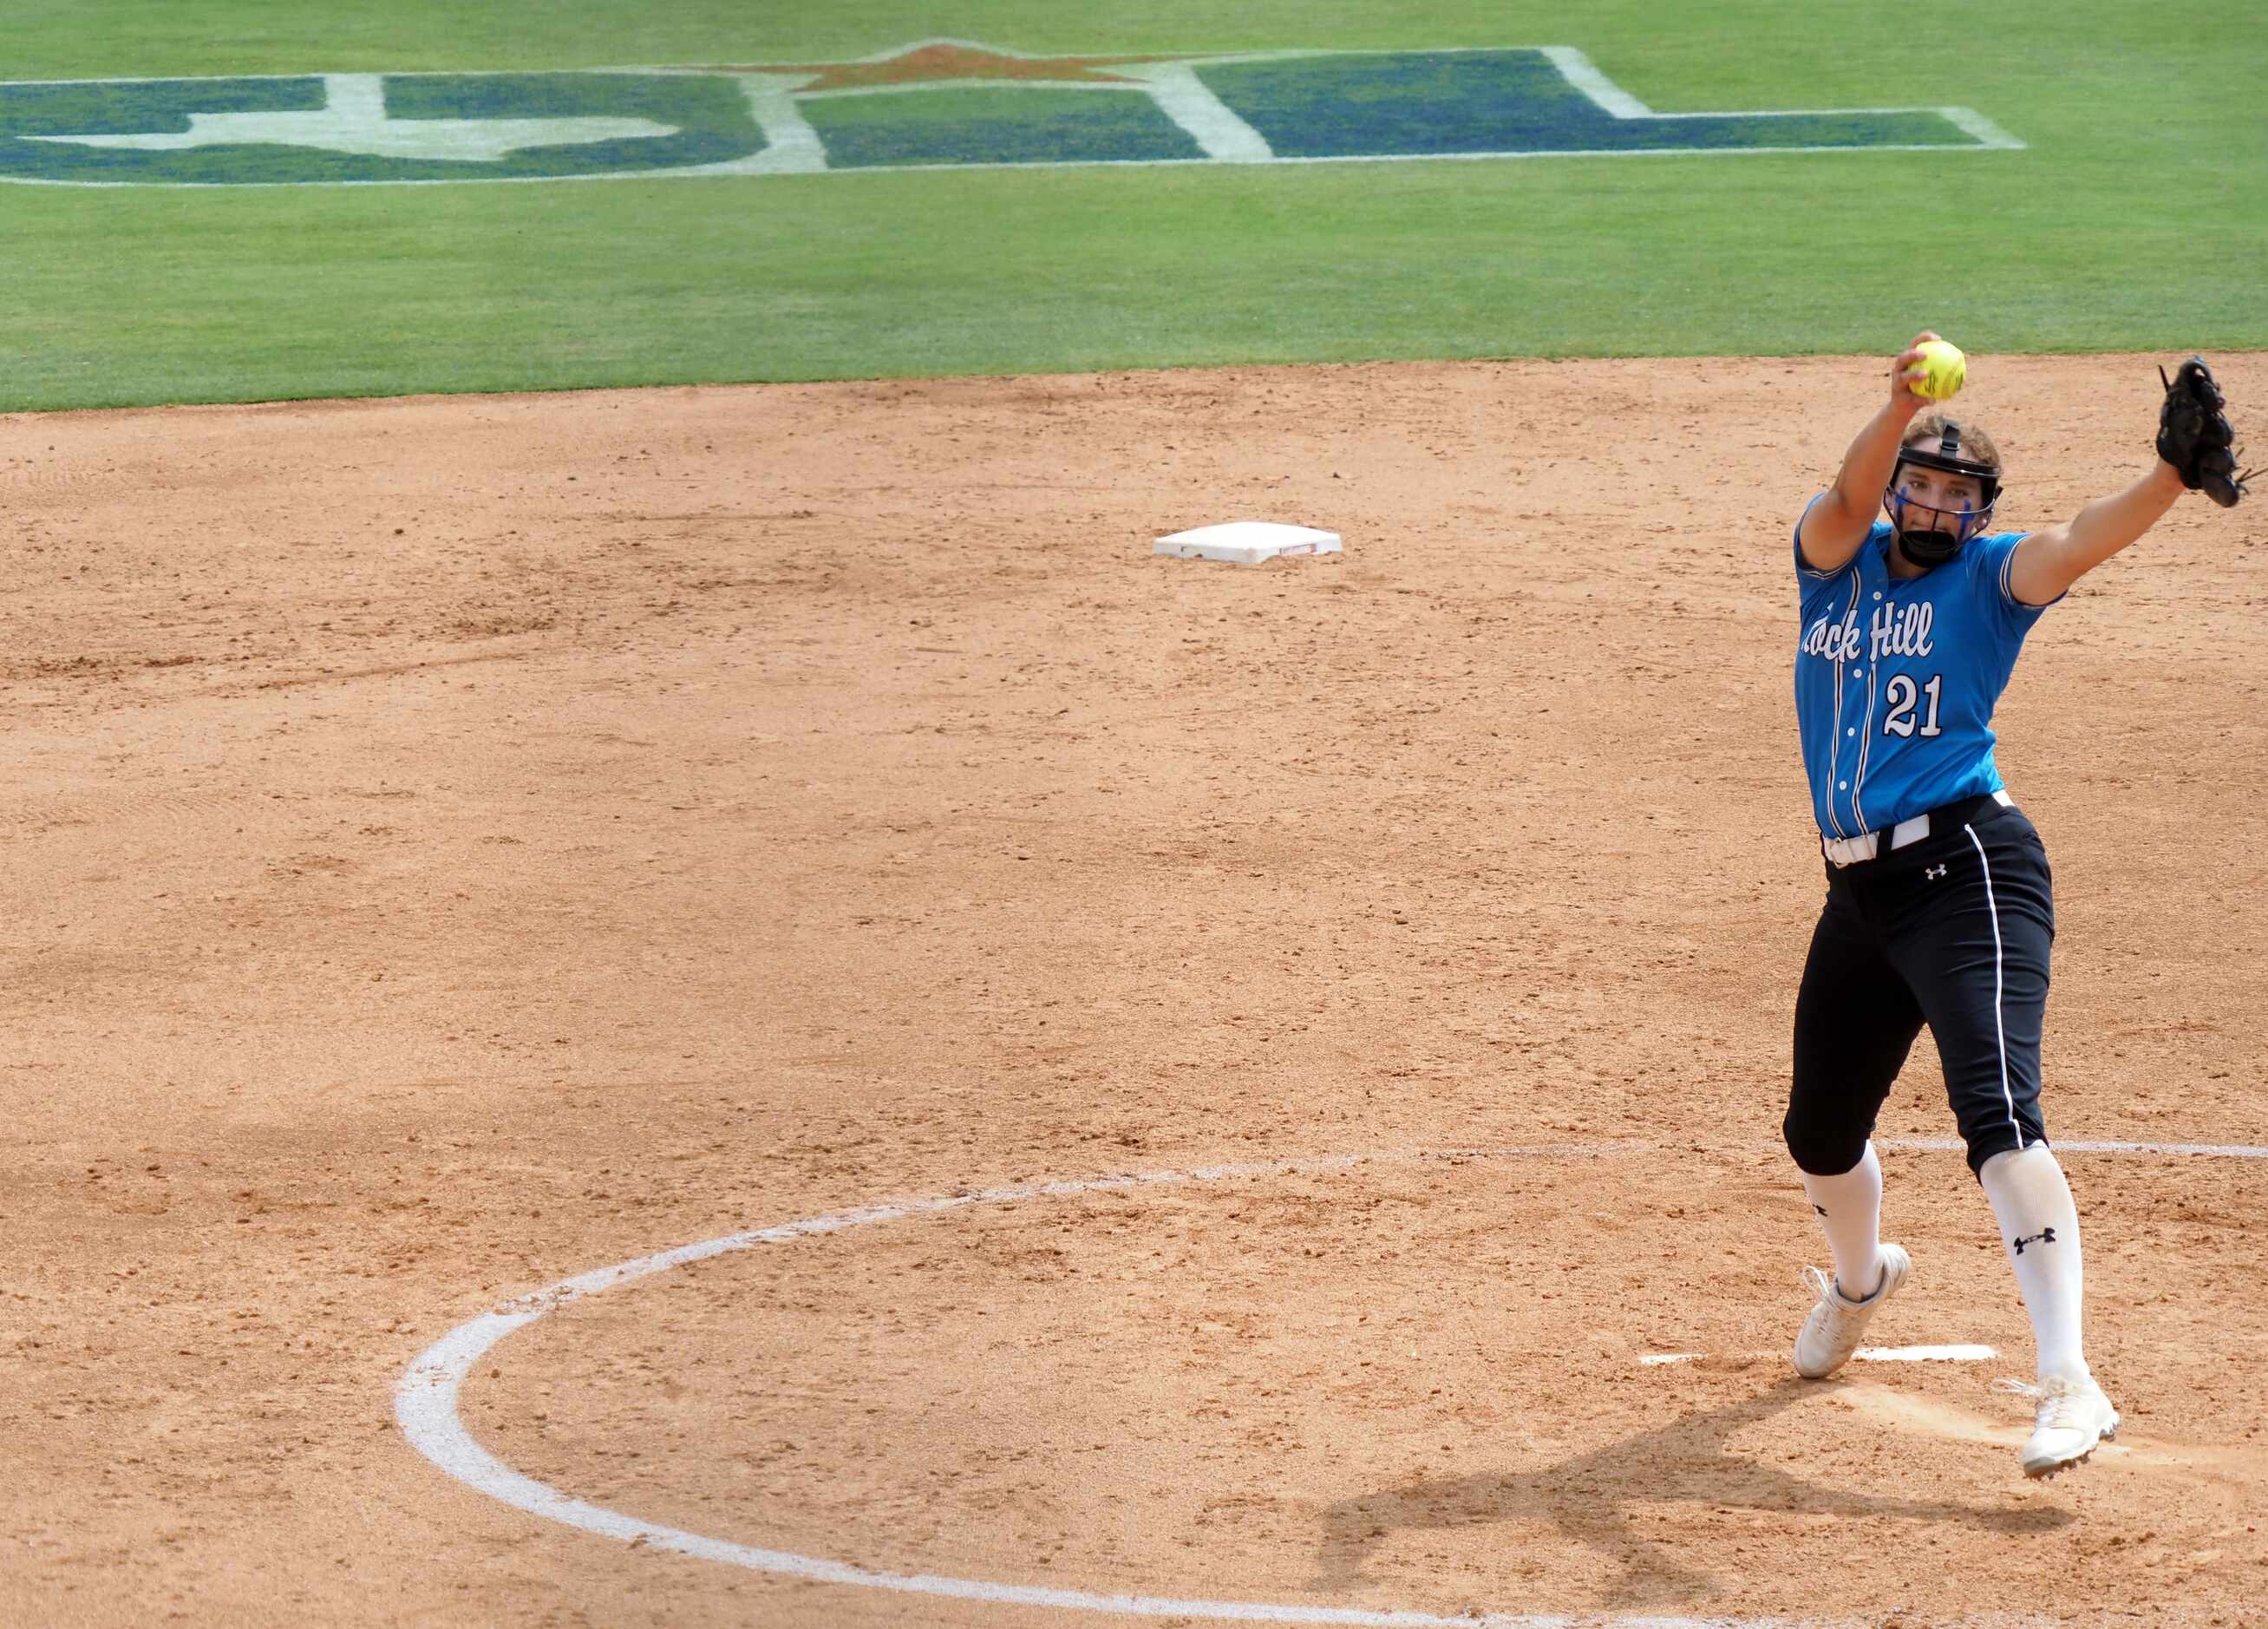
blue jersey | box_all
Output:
[1794,500,2059,839]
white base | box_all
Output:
[1154,520,1342,566]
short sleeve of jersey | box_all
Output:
[1966,530,2064,634]
[1794,494,1858,586]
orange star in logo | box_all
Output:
[713,40,1180,90]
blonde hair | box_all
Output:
[1901,410,2002,474]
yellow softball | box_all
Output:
[1913,338,1966,401]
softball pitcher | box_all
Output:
[1784,332,2250,1477]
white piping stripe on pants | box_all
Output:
[1963,822,2026,1152]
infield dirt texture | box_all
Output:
[5,3,2267,1628]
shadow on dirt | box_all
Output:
[1311,1375,2074,1611]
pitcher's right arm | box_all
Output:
[1797,331,1937,572]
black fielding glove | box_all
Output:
[2156,355,2255,508]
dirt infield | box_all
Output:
[5,354,2265,1627]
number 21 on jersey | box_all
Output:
[1884,673,1943,738]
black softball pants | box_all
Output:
[1786,798,2054,1180]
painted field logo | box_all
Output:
[0,44,2022,185]
[0,72,785,183]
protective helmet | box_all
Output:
[1884,419,2001,566]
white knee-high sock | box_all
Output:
[1801,1142,1885,1301]
[1978,1145,2088,1381]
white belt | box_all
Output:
[1822,789,2013,867]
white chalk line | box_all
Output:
[395,1135,2268,1627]
[396,1146,1751,1627]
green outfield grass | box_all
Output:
[3,1,2260,410]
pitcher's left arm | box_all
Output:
[2008,356,2252,607]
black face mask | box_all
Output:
[1883,422,2001,566]
[1892,514,1967,568]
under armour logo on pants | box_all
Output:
[2013,1227,2057,1254]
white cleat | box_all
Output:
[2000,1373,2121,1479]
[1792,1243,1912,1378]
